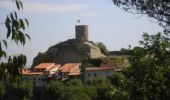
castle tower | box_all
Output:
[75,25,88,41]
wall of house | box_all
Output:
[84,70,114,82]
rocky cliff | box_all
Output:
[32,39,105,66]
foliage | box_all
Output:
[44,80,90,100]
[110,72,124,87]
[0,0,30,82]
[112,0,170,34]
[81,58,103,72]
[121,32,170,100]
[0,83,5,99]
[0,0,31,99]
[95,42,109,55]
[0,0,30,58]
[0,0,30,81]
[3,81,33,100]
[120,48,131,55]
[43,78,114,100]
[44,80,64,100]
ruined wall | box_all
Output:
[90,46,105,58]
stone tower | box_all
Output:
[75,25,88,41]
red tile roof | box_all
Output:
[34,63,55,69]
[59,63,80,73]
[45,64,60,71]
[22,69,43,75]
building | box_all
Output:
[58,63,81,81]
[22,63,60,87]
[84,66,118,82]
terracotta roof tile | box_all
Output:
[22,69,43,75]
[34,63,55,69]
[59,63,80,73]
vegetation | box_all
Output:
[43,78,114,100]
[107,32,170,100]
[95,42,109,55]
[80,58,104,72]
[111,0,170,99]
[0,0,32,99]
[0,0,169,100]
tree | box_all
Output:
[0,0,30,83]
[87,78,113,100]
[0,83,5,100]
[112,0,170,34]
[44,80,91,100]
[121,33,170,99]
[5,81,33,100]
[0,0,30,99]
[95,42,109,55]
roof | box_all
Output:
[22,69,43,75]
[45,64,60,71]
[85,66,115,71]
[34,63,55,69]
[59,63,80,73]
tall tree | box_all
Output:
[122,33,170,99]
[0,0,32,99]
[0,0,30,83]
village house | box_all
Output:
[84,65,118,82]
[58,63,81,81]
[22,63,60,87]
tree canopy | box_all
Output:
[119,32,170,99]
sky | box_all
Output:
[0,0,162,66]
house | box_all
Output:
[58,63,81,81]
[84,66,118,82]
[22,63,60,87]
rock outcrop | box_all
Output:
[32,25,105,66]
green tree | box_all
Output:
[87,78,113,100]
[95,42,109,55]
[5,81,33,100]
[122,33,170,99]
[44,80,64,100]
[112,0,170,34]
[0,0,31,99]
[0,83,5,100]
[44,80,91,100]
[0,0,30,83]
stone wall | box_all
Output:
[75,25,88,41]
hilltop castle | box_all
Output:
[32,25,105,66]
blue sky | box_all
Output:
[0,0,162,66]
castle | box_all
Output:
[32,25,105,66]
